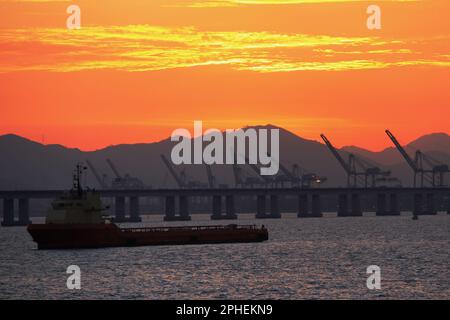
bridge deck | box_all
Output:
[0,187,449,199]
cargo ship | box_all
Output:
[27,164,268,250]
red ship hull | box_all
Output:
[27,224,269,250]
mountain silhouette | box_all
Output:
[342,132,450,167]
[0,128,449,190]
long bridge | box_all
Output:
[1,187,449,226]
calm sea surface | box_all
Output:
[0,212,449,300]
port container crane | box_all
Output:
[321,134,358,187]
[238,153,273,187]
[86,159,108,189]
[385,130,425,187]
[161,154,185,188]
[352,155,391,188]
[106,158,145,189]
[276,161,298,187]
[267,152,327,188]
[415,149,449,187]
[265,153,298,187]
[161,155,207,189]
[321,134,391,188]
[106,158,122,179]
[292,164,328,188]
[232,164,265,188]
[205,165,228,189]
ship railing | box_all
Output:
[119,224,260,233]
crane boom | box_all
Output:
[240,154,272,183]
[160,154,184,188]
[86,160,107,189]
[385,130,418,172]
[266,152,295,180]
[279,162,295,180]
[320,134,351,173]
[106,158,122,179]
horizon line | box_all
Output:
[1,127,448,153]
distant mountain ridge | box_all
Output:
[342,132,450,166]
[0,128,449,190]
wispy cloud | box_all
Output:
[169,0,418,8]
[0,25,448,73]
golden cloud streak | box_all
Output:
[0,25,448,73]
[171,0,418,8]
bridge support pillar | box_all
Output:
[225,195,237,219]
[337,194,349,217]
[179,196,190,220]
[297,194,308,218]
[413,193,423,216]
[129,197,141,222]
[256,194,281,219]
[211,195,222,219]
[1,198,15,227]
[255,195,266,219]
[114,196,126,222]
[350,193,363,216]
[164,196,176,221]
[18,198,31,225]
[447,195,450,214]
[376,193,386,216]
[388,193,400,216]
[425,193,437,215]
[269,195,281,218]
[165,196,191,221]
[311,194,323,217]
[212,195,237,220]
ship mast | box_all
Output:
[73,163,87,197]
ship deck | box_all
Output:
[119,224,261,233]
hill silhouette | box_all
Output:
[0,128,449,190]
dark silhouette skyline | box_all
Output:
[0,126,449,190]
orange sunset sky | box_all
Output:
[0,0,449,151]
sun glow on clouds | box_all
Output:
[172,0,418,8]
[1,25,449,73]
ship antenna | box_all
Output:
[73,163,88,197]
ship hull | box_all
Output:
[27,224,268,250]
